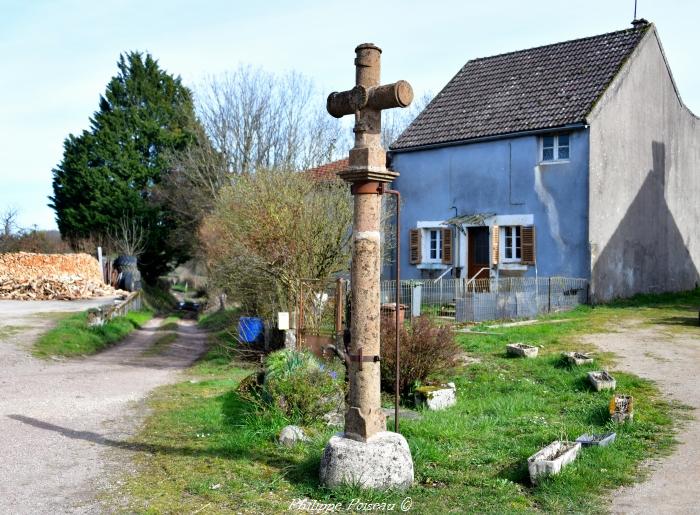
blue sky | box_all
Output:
[1,0,699,230]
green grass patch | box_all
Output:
[143,331,178,356]
[142,283,178,314]
[33,309,153,358]
[158,315,181,332]
[198,308,240,332]
[0,325,26,339]
[119,291,699,513]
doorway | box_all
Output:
[467,227,490,281]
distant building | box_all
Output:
[389,20,700,302]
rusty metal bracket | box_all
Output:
[348,347,381,371]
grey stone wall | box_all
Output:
[588,26,700,302]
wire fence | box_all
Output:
[380,277,589,323]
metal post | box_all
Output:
[384,187,401,434]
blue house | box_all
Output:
[389,20,700,302]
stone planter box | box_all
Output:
[414,382,456,411]
[563,351,593,365]
[576,432,616,447]
[610,394,634,423]
[506,343,539,358]
[527,440,581,484]
[588,371,616,391]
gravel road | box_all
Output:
[0,299,206,514]
[585,320,700,514]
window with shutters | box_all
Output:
[411,225,452,267]
[500,225,536,265]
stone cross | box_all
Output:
[327,43,413,442]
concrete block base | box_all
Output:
[414,383,456,410]
[319,432,414,490]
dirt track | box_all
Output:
[585,320,700,514]
[0,300,206,514]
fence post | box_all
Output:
[548,277,552,313]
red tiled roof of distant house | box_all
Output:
[304,158,349,181]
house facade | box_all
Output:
[389,21,700,302]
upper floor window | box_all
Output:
[541,134,570,162]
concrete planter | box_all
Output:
[414,382,456,411]
[506,343,539,358]
[588,371,616,391]
[610,394,634,423]
[527,440,581,484]
[564,351,593,365]
[576,432,616,447]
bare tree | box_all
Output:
[196,66,348,175]
[1,207,18,237]
[109,216,147,257]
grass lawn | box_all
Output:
[33,309,153,358]
[119,291,699,514]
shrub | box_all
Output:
[261,349,344,425]
[380,316,460,398]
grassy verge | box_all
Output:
[120,291,699,513]
[33,309,153,358]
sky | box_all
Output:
[1,0,699,231]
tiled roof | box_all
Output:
[304,158,349,181]
[392,24,650,150]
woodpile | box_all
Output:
[0,252,122,300]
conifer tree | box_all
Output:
[50,52,199,281]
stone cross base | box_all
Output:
[319,432,414,490]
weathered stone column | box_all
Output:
[319,43,414,490]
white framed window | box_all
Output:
[427,229,442,262]
[540,134,570,162]
[502,225,521,262]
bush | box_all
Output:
[261,349,344,425]
[380,316,460,398]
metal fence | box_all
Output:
[380,277,589,323]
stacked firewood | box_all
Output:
[0,252,121,300]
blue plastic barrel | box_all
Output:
[238,317,264,343]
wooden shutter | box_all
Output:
[409,229,422,264]
[441,228,453,264]
[491,225,499,265]
[521,226,536,265]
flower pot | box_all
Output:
[588,371,616,391]
[506,343,538,358]
[527,440,581,484]
[576,432,616,447]
[564,351,593,365]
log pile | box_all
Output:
[0,252,122,300]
